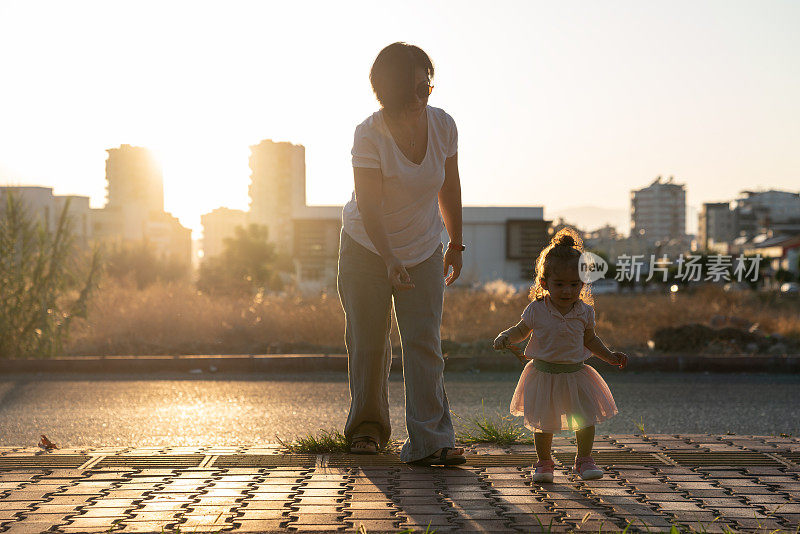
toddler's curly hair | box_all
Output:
[529,227,594,306]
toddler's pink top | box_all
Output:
[521,295,596,364]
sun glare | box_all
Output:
[152,139,252,237]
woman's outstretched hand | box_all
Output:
[386,256,414,291]
[443,247,462,286]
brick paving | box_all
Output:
[0,434,798,533]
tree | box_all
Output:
[0,192,101,358]
[197,223,282,295]
[103,239,189,289]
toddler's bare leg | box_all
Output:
[534,432,553,460]
[576,425,595,458]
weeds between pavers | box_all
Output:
[635,415,648,438]
[453,401,534,445]
[277,405,538,453]
[277,429,351,453]
[277,429,403,453]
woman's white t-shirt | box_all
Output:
[342,105,458,267]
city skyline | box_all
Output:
[1,1,798,237]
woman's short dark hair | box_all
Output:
[370,42,434,115]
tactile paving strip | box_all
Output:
[663,451,782,466]
[0,454,89,469]
[554,452,669,467]
[94,454,205,468]
[212,454,317,468]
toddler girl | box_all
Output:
[493,228,627,482]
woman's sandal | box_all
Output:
[409,447,467,466]
[349,436,379,455]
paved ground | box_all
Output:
[2,372,799,447]
[1,434,799,533]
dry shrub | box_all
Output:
[441,283,799,350]
[66,278,345,356]
[593,285,800,348]
[440,285,530,344]
[63,280,800,356]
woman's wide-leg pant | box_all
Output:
[337,230,455,463]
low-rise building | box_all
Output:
[585,224,619,241]
[282,205,550,289]
[740,232,800,276]
[733,189,800,239]
[201,207,248,259]
[461,207,549,285]
[0,186,92,247]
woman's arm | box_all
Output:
[354,167,414,290]
[438,153,463,286]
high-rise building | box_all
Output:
[98,145,165,241]
[105,145,163,213]
[698,202,735,252]
[92,144,191,269]
[248,140,306,255]
[630,176,686,241]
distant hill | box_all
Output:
[547,205,629,236]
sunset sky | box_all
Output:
[1,1,798,237]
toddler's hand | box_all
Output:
[492,333,510,351]
[613,352,628,369]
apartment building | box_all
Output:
[630,176,686,240]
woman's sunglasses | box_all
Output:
[415,81,434,99]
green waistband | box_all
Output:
[532,359,585,374]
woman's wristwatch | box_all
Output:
[447,242,465,251]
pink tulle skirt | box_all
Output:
[510,361,618,433]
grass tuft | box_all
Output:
[277,430,401,454]
[634,416,648,438]
[277,430,350,454]
[454,401,533,446]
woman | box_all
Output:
[337,42,465,465]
